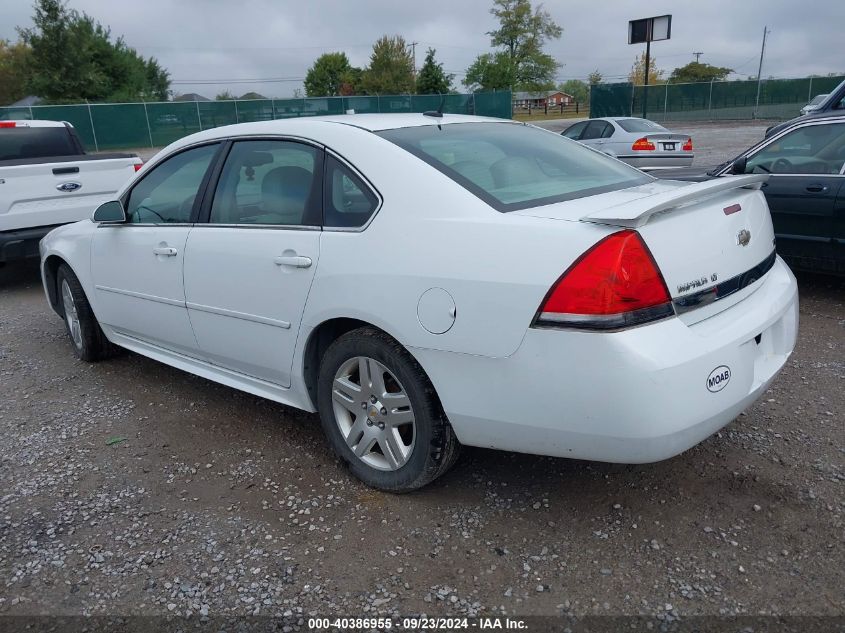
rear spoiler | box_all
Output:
[581,174,769,228]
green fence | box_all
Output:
[591,76,844,122]
[0,91,512,151]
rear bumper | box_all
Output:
[0,224,62,263]
[618,154,694,169]
[413,257,798,463]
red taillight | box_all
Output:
[134,163,143,172]
[631,137,655,151]
[535,230,673,330]
[0,121,16,128]
[682,137,693,151]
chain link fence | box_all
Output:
[590,76,844,121]
[0,92,512,151]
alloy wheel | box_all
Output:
[61,279,83,351]
[331,356,416,471]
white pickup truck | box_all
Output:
[0,120,142,264]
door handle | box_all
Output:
[274,255,312,268]
[153,246,178,257]
[805,184,828,193]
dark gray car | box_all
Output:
[656,115,845,275]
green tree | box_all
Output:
[18,0,169,102]
[559,79,588,104]
[464,0,562,92]
[304,52,353,97]
[0,40,31,105]
[339,66,364,96]
[669,61,732,84]
[587,69,602,85]
[463,51,515,92]
[415,48,453,94]
[361,35,414,94]
[628,52,664,85]
[215,90,236,101]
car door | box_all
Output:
[742,121,845,265]
[91,142,220,355]
[182,138,323,387]
[579,120,610,150]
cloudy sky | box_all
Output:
[3,0,843,98]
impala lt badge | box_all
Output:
[737,229,751,246]
[56,181,82,193]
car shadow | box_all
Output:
[0,259,42,291]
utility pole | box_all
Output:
[753,27,770,119]
[409,41,419,78]
[642,37,651,118]
[692,51,703,63]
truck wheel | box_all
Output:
[56,263,119,362]
[317,327,460,492]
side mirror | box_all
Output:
[92,200,126,223]
[730,156,747,175]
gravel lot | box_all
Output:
[2,122,843,625]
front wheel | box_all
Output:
[317,327,460,492]
[56,263,118,362]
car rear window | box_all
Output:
[0,126,78,161]
[376,122,650,212]
[616,118,668,133]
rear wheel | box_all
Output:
[317,327,460,492]
[56,263,118,362]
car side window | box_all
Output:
[209,140,321,226]
[601,123,615,138]
[745,123,845,175]
[125,144,218,224]
[323,155,379,228]
[562,121,587,140]
[580,121,607,140]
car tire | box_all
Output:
[56,263,119,362]
[317,327,460,492]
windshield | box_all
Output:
[616,118,668,133]
[376,122,650,212]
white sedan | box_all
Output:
[39,114,798,492]
[562,117,694,170]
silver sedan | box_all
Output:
[562,117,694,170]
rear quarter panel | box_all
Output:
[299,128,614,359]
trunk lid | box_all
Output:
[514,175,776,320]
[634,132,690,152]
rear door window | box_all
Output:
[209,140,322,226]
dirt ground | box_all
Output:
[2,119,844,627]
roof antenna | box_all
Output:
[423,93,445,119]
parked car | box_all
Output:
[0,120,141,265]
[40,114,798,491]
[766,78,845,137]
[561,117,694,170]
[801,94,829,115]
[655,114,845,275]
